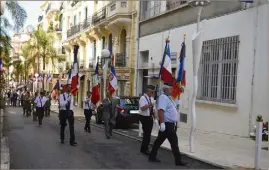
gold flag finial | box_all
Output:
[184,33,186,41]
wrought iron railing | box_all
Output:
[115,53,126,67]
[166,0,187,11]
[83,17,92,30]
[92,7,106,26]
[67,23,84,38]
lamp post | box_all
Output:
[188,0,210,153]
[101,49,110,99]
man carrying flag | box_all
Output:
[149,38,187,166]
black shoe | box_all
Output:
[88,129,91,133]
[106,136,111,139]
[84,128,87,132]
[70,141,77,146]
[176,162,188,166]
[141,150,150,156]
[61,140,64,144]
[148,157,161,163]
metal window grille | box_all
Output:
[197,35,240,104]
[166,0,187,11]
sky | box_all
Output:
[4,1,43,36]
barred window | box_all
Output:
[197,36,240,104]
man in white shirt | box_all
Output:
[139,85,158,155]
[58,84,77,146]
[83,91,93,133]
[34,91,48,126]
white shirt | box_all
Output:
[139,94,155,116]
[83,97,92,110]
[59,92,74,110]
[157,94,178,123]
[34,96,48,108]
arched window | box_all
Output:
[120,29,126,54]
[108,33,112,54]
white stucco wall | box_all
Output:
[138,4,269,136]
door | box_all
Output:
[142,70,148,94]
[109,33,113,54]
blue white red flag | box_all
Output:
[91,60,100,105]
[0,58,3,72]
[107,55,118,96]
[159,39,173,83]
[71,45,79,96]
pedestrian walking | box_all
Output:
[21,91,26,116]
[139,85,158,155]
[24,92,32,117]
[34,91,47,126]
[32,92,38,121]
[102,92,115,139]
[83,91,93,133]
[148,83,187,166]
[59,84,77,146]
[45,92,51,117]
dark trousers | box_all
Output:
[45,106,50,116]
[36,107,44,125]
[33,109,37,121]
[59,110,75,142]
[104,118,113,137]
[84,109,92,132]
[149,122,182,164]
[139,115,153,152]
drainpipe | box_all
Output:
[134,1,140,96]
[249,0,260,135]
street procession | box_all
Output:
[0,0,268,169]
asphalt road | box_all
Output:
[4,107,220,169]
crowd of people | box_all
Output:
[4,82,187,166]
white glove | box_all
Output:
[33,108,36,112]
[159,123,165,132]
[154,119,159,127]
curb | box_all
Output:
[51,110,225,169]
[1,109,10,170]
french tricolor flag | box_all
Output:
[71,45,79,96]
[159,39,173,83]
[91,59,100,105]
[107,55,118,96]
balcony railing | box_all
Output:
[79,60,85,69]
[67,23,84,38]
[38,15,43,22]
[166,0,188,11]
[107,1,129,18]
[83,17,92,30]
[115,53,126,67]
[92,7,106,26]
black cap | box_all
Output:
[147,85,156,91]
[163,82,172,87]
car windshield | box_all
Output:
[120,98,139,107]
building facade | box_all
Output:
[136,1,269,137]
[37,1,67,92]
[60,1,138,108]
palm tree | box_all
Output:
[21,28,62,90]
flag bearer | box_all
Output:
[59,84,77,146]
[148,83,187,166]
[139,85,158,155]
[102,92,115,139]
[32,92,38,121]
[34,91,47,126]
[83,91,93,133]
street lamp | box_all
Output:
[101,49,110,99]
[188,0,210,153]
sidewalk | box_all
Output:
[51,104,269,169]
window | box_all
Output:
[93,40,96,59]
[102,36,105,49]
[140,1,161,21]
[197,35,239,104]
